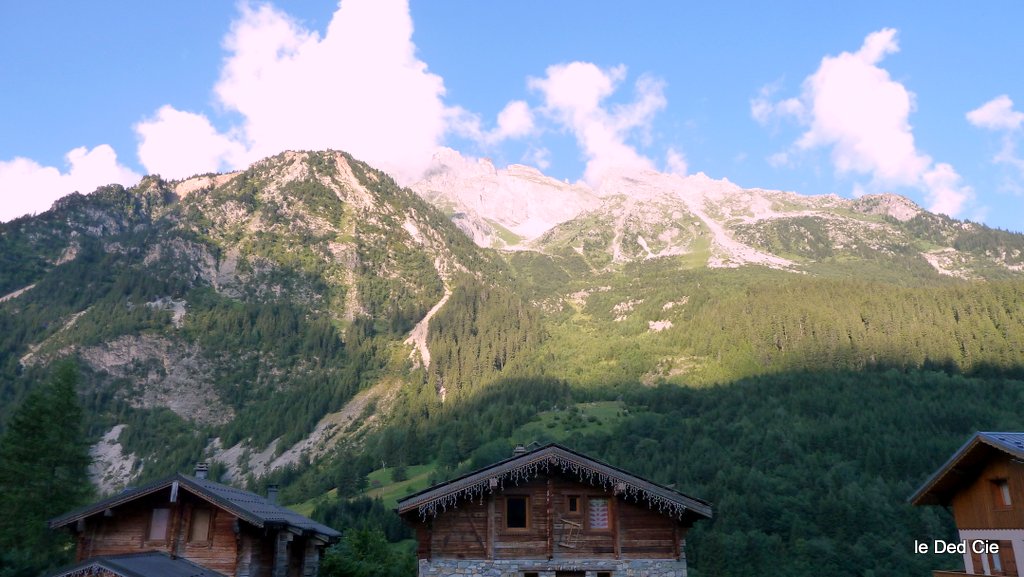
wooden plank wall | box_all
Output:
[180,505,239,576]
[952,455,1024,529]
[73,487,239,576]
[429,498,489,558]
[416,473,681,560]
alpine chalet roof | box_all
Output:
[397,443,712,522]
[50,551,226,577]
[911,432,1024,506]
[49,473,340,541]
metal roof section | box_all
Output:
[911,432,1024,506]
[396,443,712,522]
[49,473,340,541]
[50,551,227,577]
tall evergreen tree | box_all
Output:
[0,361,92,576]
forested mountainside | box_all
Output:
[3,149,1024,576]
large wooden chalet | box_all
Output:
[912,432,1024,576]
[47,464,340,577]
[397,443,712,577]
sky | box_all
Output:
[1,1,1022,233]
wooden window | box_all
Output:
[567,495,579,514]
[588,497,610,529]
[506,496,529,529]
[189,508,212,542]
[523,573,539,577]
[597,572,613,577]
[148,508,170,541]
[993,479,1013,508]
[989,546,1004,574]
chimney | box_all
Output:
[267,484,279,505]
[513,444,527,456]
[194,462,209,480]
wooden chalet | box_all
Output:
[47,464,340,577]
[912,432,1024,576]
[397,443,712,577]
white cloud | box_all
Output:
[523,146,550,170]
[967,95,1024,131]
[755,28,972,217]
[493,100,535,141]
[751,83,805,126]
[135,105,247,179]
[445,99,535,146]
[968,95,1024,180]
[923,163,972,217]
[0,145,140,221]
[133,0,454,185]
[665,148,688,176]
[528,62,666,184]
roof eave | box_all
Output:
[397,443,712,521]
[911,433,1024,506]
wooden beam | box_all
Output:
[487,494,495,560]
[546,477,553,560]
[613,496,621,560]
[672,523,680,560]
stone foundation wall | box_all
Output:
[418,558,687,577]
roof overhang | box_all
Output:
[911,432,1024,506]
[48,474,340,542]
[397,443,712,522]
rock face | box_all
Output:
[413,150,1023,278]
[1,149,505,491]
[89,425,139,496]
[412,148,601,248]
[4,147,1024,494]
[77,335,231,426]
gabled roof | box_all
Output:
[911,432,1024,506]
[50,551,226,577]
[397,443,712,522]
[49,473,340,541]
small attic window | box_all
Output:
[506,496,529,529]
[993,479,1012,508]
[588,497,610,529]
[148,508,170,541]
[189,508,212,542]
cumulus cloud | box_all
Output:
[751,83,804,126]
[923,163,972,216]
[493,101,535,141]
[968,95,1024,130]
[522,146,551,171]
[665,148,688,176]
[136,105,247,179]
[135,0,454,184]
[754,28,972,216]
[968,95,1024,178]
[446,99,536,146]
[528,62,666,184]
[0,145,140,221]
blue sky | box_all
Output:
[2,1,1022,233]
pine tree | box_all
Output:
[0,361,92,575]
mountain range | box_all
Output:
[3,148,1024,576]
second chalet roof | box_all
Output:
[911,432,1024,506]
[48,472,340,541]
[397,442,712,522]
[50,552,227,577]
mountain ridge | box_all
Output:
[413,148,1023,279]
[2,147,1024,495]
